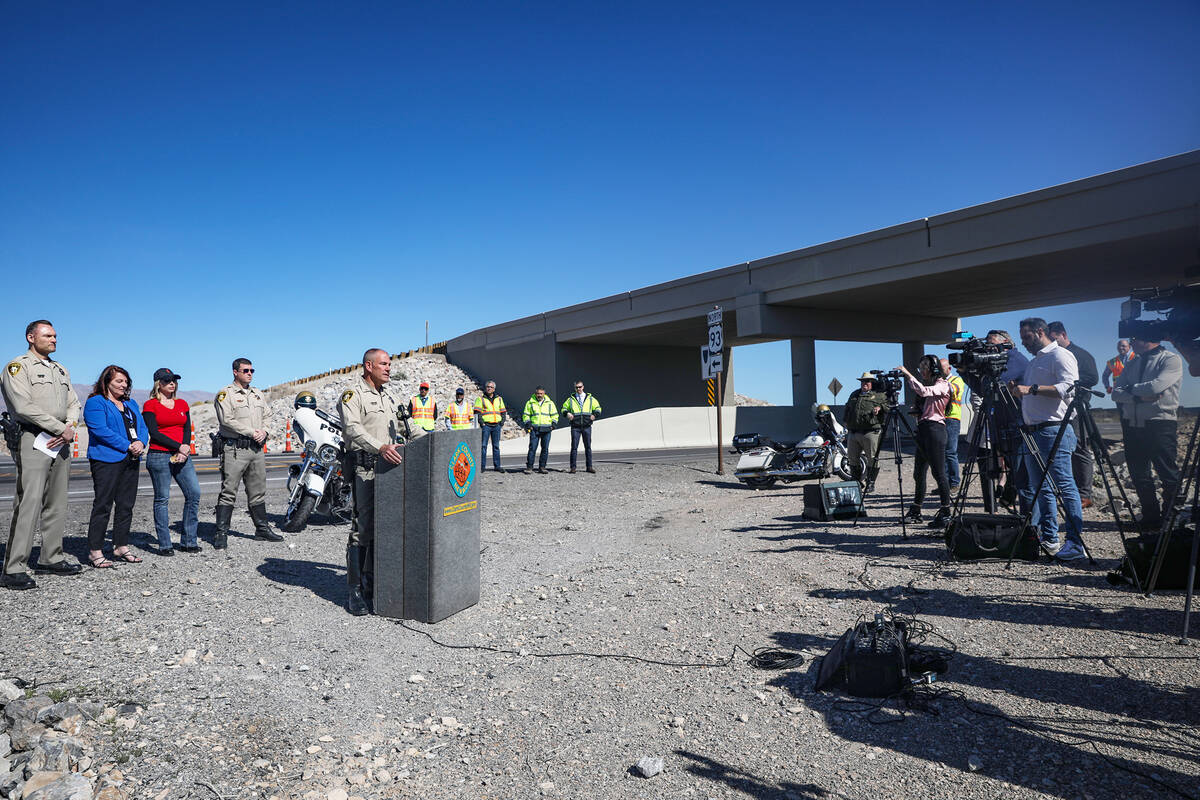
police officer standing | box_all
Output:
[1,320,83,589]
[213,357,282,548]
[338,348,404,616]
[561,379,601,474]
[842,371,886,492]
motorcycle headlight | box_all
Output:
[317,444,340,465]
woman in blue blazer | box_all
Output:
[83,365,149,568]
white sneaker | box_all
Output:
[1040,537,1063,556]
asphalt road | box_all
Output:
[0,447,722,503]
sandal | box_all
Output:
[111,550,143,564]
[88,555,115,569]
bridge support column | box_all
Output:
[790,337,816,413]
[901,340,924,406]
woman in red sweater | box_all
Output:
[142,368,202,554]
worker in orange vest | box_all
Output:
[1102,338,1134,395]
[444,388,474,431]
[408,382,437,432]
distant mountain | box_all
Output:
[0,386,215,414]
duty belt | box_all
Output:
[351,450,378,469]
[221,436,257,449]
[19,422,51,436]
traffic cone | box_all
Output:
[285,420,293,452]
[72,432,79,458]
[189,428,196,455]
[263,440,269,454]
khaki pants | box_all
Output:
[348,466,375,548]
[846,430,881,477]
[5,431,71,574]
[217,446,266,507]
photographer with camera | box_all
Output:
[1010,317,1085,560]
[842,371,887,491]
[1111,334,1182,530]
[895,355,952,528]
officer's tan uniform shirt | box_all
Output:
[214,383,267,438]
[339,376,400,453]
[1,350,80,435]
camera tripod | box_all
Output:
[1143,411,1200,643]
[855,393,930,538]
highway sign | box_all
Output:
[707,307,723,326]
[707,323,723,352]
[828,377,843,398]
[701,346,724,378]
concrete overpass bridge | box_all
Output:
[446,150,1200,423]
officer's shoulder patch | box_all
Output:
[6,362,19,376]
[341,390,354,404]
[216,390,226,402]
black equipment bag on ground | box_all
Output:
[945,512,1039,561]
[803,481,865,521]
[816,614,909,697]
[1111,528,1200,589]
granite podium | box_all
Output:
[373,430,480,623]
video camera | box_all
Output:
[1119,284,1200,343]
[946,333,1011,379]
[869,369,904,397]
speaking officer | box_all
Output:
[474,380,506,471]
[408,382,437,432]
[842,372,886,492]
[1,320,83,589]
[213,357,282,549]
[561,379,601,474]
[338,348,404,616]
[522,386,558,474]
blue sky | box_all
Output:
[3,2,1198,406]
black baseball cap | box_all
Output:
[154,368,182,383]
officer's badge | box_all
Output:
[216,391,226,402]
[6,363,19,376]
[341,390,354,404]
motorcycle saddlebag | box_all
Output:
[944,513,1039,561]
[1112,528,1200,589]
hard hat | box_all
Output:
[294,391,317,410]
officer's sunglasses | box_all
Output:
[240,368,255,374]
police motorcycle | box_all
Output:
[732,403,854,488]
[281,391,353,532]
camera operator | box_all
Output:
[895,355,952,528]
[985,330,1029,508]
[842,371,887,491]
[1048,322,1099,508]
[1112,334,1182,530]
[1010,317,1084,560]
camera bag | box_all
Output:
[1110,528,1200,589]
[944,512,1040,561]
[816,615,909,697]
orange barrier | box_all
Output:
[72,433,79,458]
[263,441,269,454]
[285,421,293,452]
[189,428,196,455]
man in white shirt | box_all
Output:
[1009,317,1085,560]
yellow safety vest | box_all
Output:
[410,395,436,431]
[446,401,474,430]
[945,375,965,421]
[561,393,601,416]
[522,396,558,428]
[475,395,506,424]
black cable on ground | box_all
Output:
[393,619,803,671]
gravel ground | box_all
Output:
[2,454,1199,800]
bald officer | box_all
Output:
[1,320,83,589]
[213,357,282,548]
[338,348,404,616]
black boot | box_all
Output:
[250,503,283,542]
[345,545,368,616]
[361,543,375,614]
[213,504,233,550]
[903,505,923,522]
[865,467,879,493]
[927,507,951,529]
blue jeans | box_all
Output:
[146,451,201,549]
[526,429,552,469]
[944,417,961,486]
[570,426,593,469]
[1019,426,1083,546]
[480,423,502,469]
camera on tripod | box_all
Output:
[869,369,904,397]
[1119,284,1200,343]
[946,333,1011,379]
